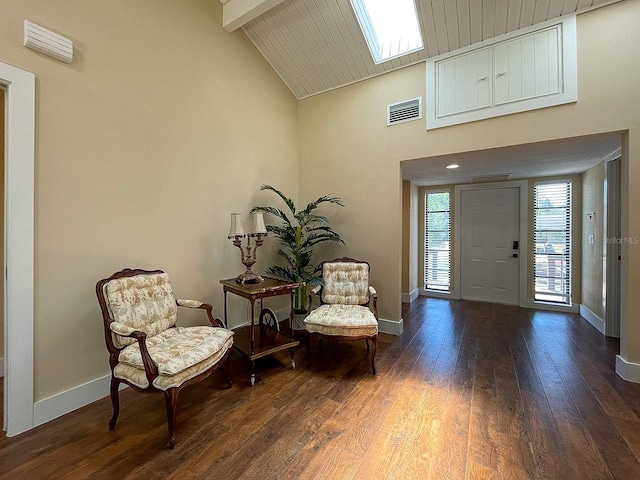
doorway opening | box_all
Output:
[1,61,35,437]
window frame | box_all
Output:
[349,0,424,64]
[533,179,573,305]
[423,188,452,293]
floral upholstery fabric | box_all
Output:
[321,262,370,305]
[114,334,234,390]
[118,326,234,376]
[176,299,203,308]
[104,273,177,348]
[304,304,378,337]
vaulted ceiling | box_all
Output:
[220,0,620,99]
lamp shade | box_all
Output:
[228,213,246,238]
[252,212,267,234]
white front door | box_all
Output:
[460,187,520,305]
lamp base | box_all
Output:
[235,272,264,285]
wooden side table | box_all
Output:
[220,277,300,386]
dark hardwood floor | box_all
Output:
[2,297,640,479]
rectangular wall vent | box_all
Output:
[387,97,422,126]
[24,20,73,64]
[470,174,513,183]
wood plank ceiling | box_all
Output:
[236,0,620,99]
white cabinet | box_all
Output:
[427,16,576,129]
[437,47,492,117]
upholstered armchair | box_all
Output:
[96,268,234,449]
[304,257,378,374]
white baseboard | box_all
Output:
[33,374,123,427]
[579,304,605,334]
[378,318,403,336]
[402,289,419,304]
[522,299,580,313]
[616,355,640,383]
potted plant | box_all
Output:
[251,184,345,312]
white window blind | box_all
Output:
[425,191,451,292]
[534,182,572,304]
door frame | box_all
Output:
[453,180,529,306]
[1,61,35,436]
[605,153,622,337]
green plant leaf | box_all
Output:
[251,185,345,309]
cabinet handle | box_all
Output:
[496,72,506,77]
[479,76,488,81]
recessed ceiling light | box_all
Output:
[446,164,459,169]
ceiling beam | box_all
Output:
[220,0,286,32]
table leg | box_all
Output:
[250,298,256,356]
[223,289,228,328]
[250,298,256,386]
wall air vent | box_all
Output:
[470,174,513,183]
[387,97,422,126]
[24,20,73,64]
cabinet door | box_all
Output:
[494,26,561,106]
[436,47,491,118]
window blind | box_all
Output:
[533,182,571,304]
[425,191,451,292]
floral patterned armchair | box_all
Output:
[304,257,378,374]
[96,268,234,449]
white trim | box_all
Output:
[454,180,529,307]
[34,375,108,427]
[33,374,128,427]
[579,304,605,334]
[522,299,579,313]
[533,179,573,306]
[426,15,577,129]
[1,62,35,437]
[616,355,640,384]
[378,318,403,336]
[422,187,453,296]
[402,288,419,303]
[420,289,454,300]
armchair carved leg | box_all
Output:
[164,389,180,450]
[370,336,378,375]
[109,377,121,430]
[304,332,311,369]
[224,349,234,388]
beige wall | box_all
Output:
[299,0,640,361]
[401,181,418,298]
[582,162,606,318]
[1,0,640,414]
[0,0,298,400]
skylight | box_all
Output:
[350,0,424,64]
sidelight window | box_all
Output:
[424,190,451,292]
[534,181,572,304]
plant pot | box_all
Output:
[293,308,307,331]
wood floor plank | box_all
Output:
[2,297,640,479]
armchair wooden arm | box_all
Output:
[307,285,322,314]
[128,330,159,380]
[176,299,225,328]
[369,286,378,319]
